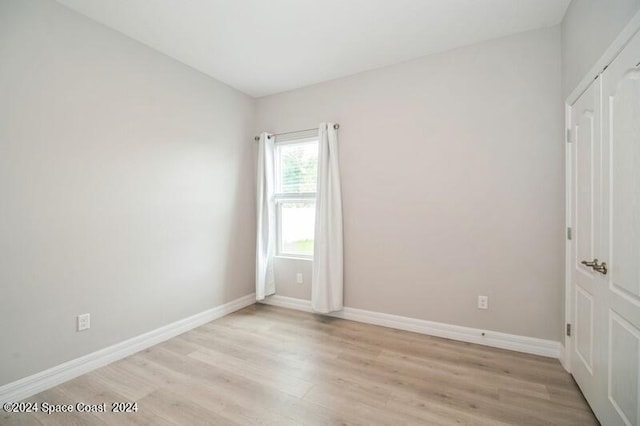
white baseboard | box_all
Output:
[261,295,561,359]
[0,293,256,404]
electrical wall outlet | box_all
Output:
[296,273,303,284]
[77,313,90,331]
[478,296,488,310]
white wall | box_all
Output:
[258,26,564,341]
[562,0,640,97]
[0,0,255,385]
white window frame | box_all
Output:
[274,136,318,260]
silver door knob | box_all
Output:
[593,261,608,275]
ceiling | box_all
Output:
[56,0,571,97]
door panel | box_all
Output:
[599,27,640,426]
[576,286,594,372]
[608,311,640,425]
[570,77,601,408]
[576,110,595,272]
[610,70,640,304]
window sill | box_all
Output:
[275,255,313,262]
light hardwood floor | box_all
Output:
[3,304,597,425]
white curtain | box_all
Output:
[256,132,276,301]
[312,123,344,313]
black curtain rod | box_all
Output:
[254,124,340,141]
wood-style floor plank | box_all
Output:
[2,304,598,425]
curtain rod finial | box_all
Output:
[333,124,340,129]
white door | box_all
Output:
[570,76,603,413]
[570,29,640,425]
[599,29,640,426]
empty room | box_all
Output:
[2,0,640,424]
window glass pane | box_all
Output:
[278,142,318,194]
[280,200,315,256]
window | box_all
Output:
[274,137,319,258]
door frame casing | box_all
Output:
[563,9,640,373]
